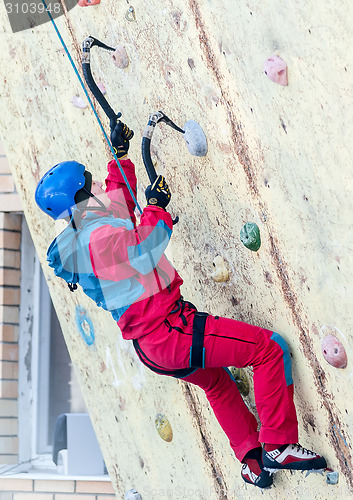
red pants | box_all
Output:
[137,303,298,461]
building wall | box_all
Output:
[0,477,115,499]
[0,144,22,213]
[0,144,22,464]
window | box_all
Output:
[18,219,87,468]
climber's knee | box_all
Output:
[270,332,294,386]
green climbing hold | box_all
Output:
[228,367,250,396]
[240,222,261,252]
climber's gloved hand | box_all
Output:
[145,175,171,209]
[110,118,134,159]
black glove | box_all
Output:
[145,175,171,209]
[110,119,134,159]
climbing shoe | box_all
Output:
[262,443,327,473]
[241,447,273,488]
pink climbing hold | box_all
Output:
[321,335,347,369]
[78,0,100,6]
[263,55,288,86]
[112,45,129,69]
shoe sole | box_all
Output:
[241,473,273,488]
[263,456,327,471]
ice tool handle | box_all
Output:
[142,111,184,225]
[82,36,122,123]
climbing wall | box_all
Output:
[1,0,353,497]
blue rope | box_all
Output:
[41,0,143,214]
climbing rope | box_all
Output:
[40,0,143,214]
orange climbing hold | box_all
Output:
[321,335,347,369]
[78,0,100,6]
[263,55,288,86]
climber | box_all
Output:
[35,120,327,489]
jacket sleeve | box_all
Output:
[89,205,173,281]
[105,158,137,224]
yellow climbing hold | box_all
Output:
[228,367,250,396]
[210,255,229,282]
[155,413,173,442]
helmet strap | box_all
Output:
[70,214,78,231]
[82,187,107,212]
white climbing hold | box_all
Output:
[125,489,142,500]
[326,470,339,485]
[202,84,220,104]
[97,82,107,95]
[71,95,87,109]
[112,45,129,69]
[211,256,229,282]
[183,119,208,156]
[263,55,288,86]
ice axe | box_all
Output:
[142,111,207,183]
[82,36,122,124]
[142,111,208,224]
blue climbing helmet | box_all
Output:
[35,161,92,220]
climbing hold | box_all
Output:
[321,335,347,369]
[71,95,87,109]
[125,6,136,22]
[263,55,288,86]
[78,0,100,6]
[240,222,261,251]
[326,470,339,485]
[202,84,220,104]
[155,413,173,442]
[112,45,129,69]
[75,306,95,345]
[228,367,250,396]
[183,120,208,156]
[211,256,229,282]
[97,82,107,95]
[125,489,142,500]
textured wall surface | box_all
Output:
[1,1,353,498]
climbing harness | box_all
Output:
[170,298,208,369]
[190,312,208,369]
[132,298,208,376]
[133,339,197,379]
[40,0,142,214]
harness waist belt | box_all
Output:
[190,312,208,369]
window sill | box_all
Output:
[0,468,111,481]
